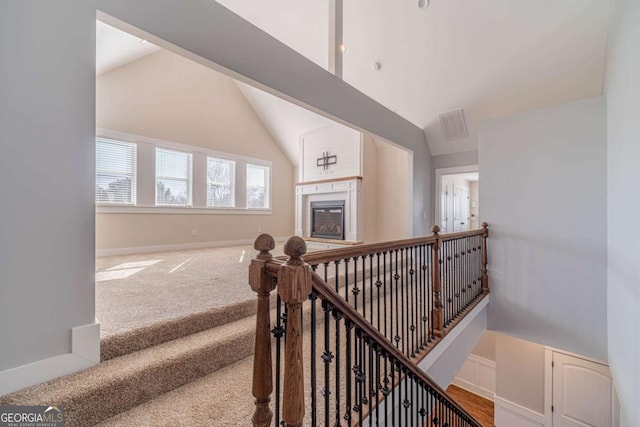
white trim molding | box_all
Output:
[96,236,288,257]
[452,354,496,402]
[494,395,546,427]
[0,320,100,397]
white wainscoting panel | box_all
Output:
[494,396,546,427]
[452,354,496,401]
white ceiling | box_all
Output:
[98,1,610,157]
[214,0,610,156]
[96,21,160,75]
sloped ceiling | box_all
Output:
[235,82,335,165]
[215,0,610,156]
[98,1,610,157]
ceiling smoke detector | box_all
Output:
[418,0,430,9]
[439,108,469,140]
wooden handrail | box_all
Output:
[249,225,489,427]
[299,235,438,265]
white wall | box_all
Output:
[495,334,545,414]
[0,1,97,382]
[96,50,294,251]
[96,0,433,237]
[604,0,640,424]
[479,96,608,361]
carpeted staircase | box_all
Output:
[0,265,393,426]
[0,302,262,426]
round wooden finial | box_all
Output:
[254,233,275,260]
[284,236,307,261]
[431,225,441,234]
[482,222,488,229]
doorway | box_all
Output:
[435,166,479,233]
[545,348,618,427]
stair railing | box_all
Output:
[249,224,489,427]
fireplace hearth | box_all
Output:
[311,200,345,240]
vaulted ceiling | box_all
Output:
[215,0,610,155]
[97,1,610,158]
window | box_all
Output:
[156,148,192,206]
[96,138,137,204]
[207,157,235,207]
[246,164,270,209]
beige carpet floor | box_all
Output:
[96,241,336,337]
[96,244,286,337]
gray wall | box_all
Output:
[96,0,433,236]
[431,150,478,170]
[604,0,640,424]
[0,2,96,371]
[495,334,545,414]
[421,304,488,388]
[479,96,608,361]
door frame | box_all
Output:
[434,165,479,232]
[543,347,619,427]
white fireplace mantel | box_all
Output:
[295,177,363,242]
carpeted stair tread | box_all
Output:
[96,355,256,427]
[0,314,259,426]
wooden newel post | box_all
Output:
[278,237,312,427]
[481,223,489,294]
[249,234,277,427]
[430,225,445,337]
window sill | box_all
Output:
[96,205,272,215]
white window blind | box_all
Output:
[96,138,137,204]
[207,157,235,207]
[246,164,270,209]
[156,148,192,206]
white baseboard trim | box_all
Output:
[494,395,545,427]
[451,354,496,402]
[72,320,101,364]
[96,236,288,257]
[0,320,100,397]
[419,296,490,370]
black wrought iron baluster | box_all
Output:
[355,329,364,426]
[400,247,406,356]
[310,290,318,427]
[443,240,449,327]
[390,357,396,426]
[334,260,340,293]
[359,256,365,321]
[383,251,388,340]
[333,309,342,426]
[322,300,333,427]
[393,249,400,349]
[409,246,416,358]
[369,254,374,327]
[428,244,433,341]
[402,368,409,425]
[273,295,285,427]
[455,238,460,320]
[382,351,389,427]
[376,253,382,335]
[323,262,329,286]
[374,344,380,427]
[344,319,353,425]
[345,258,351,305]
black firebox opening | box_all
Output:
[310,200,345,240]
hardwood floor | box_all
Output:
[446,385,494,427]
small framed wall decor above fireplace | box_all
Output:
[310,200,345,240]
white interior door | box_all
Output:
[552,352,615,427]
[453,186,470,232]
[440,182,449,232]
